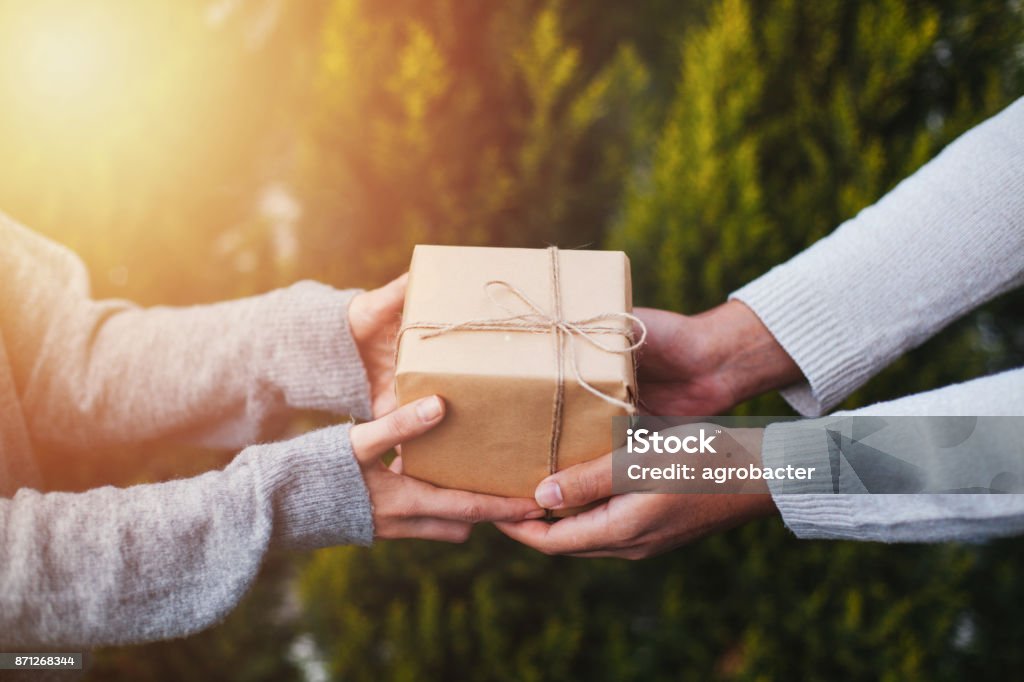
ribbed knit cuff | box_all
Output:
[763,420,857,538]
[256,423,374,550]
[731,271,873,416]
[762,420,834,494]
[263,281,372,420]
[767,493,859,539]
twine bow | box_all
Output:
[398,246,647,476]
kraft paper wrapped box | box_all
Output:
[395,244,641,500]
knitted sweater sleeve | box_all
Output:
[731,97,1024,416]
[0,218,377,647]
[762,367,1024,542]
[0,214,372,452]
[0,423,373,647]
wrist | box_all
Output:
[264,282,372,418]
[694,300,803,408]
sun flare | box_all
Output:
[2,5,125,123]
[22,17,112,104]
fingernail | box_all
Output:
[416,396,443,422]
[525,509,546,519]
[535,480,563,509]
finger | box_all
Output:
[373,392,398,419]
[494,504,612,555]
[533,452,613,510]
[496,521,637,559]
[388,518,473,543]
[493,520,553,549]
[369,272,409,317]
[388,454,404,474]
[565,549,641,560]
[564,550,619,559]
[350,396,445,464]
[405,481,545,522]
[348,272,408,336]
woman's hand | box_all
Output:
[348,274,408,418]
[350,395,545,542]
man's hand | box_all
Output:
[499,300,801,560]
[635,301,803,416]
[634,307,736,415]
[348,274,408,418]
[495,428,776,559]
[351,395,545,543]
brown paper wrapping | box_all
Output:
[395,244,636,500]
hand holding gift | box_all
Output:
[494,303,792,557]
[347,273,410,418]
[350,395,545,543]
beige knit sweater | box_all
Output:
[1,216,375,647]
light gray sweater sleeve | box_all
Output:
[731,97,1024,416]
[763,367,1024,542]
[0,423,373,648]
[0,213,372,453]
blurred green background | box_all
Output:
[1,0,1023,679]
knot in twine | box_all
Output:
[398,246,647,476]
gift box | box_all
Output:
[395,244,641,501]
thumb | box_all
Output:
[350,396,444,464]
[534,452,613,510]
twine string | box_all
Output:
[548,247,566,476]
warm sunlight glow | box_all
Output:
[4,6,124,123]
[0,2,223,209]
[22,17,111,105]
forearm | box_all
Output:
[691,299,805,409]
[2,215,372,452]
[731,97,1024,415]
[29,283,370,450]
[0,423,372,647]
